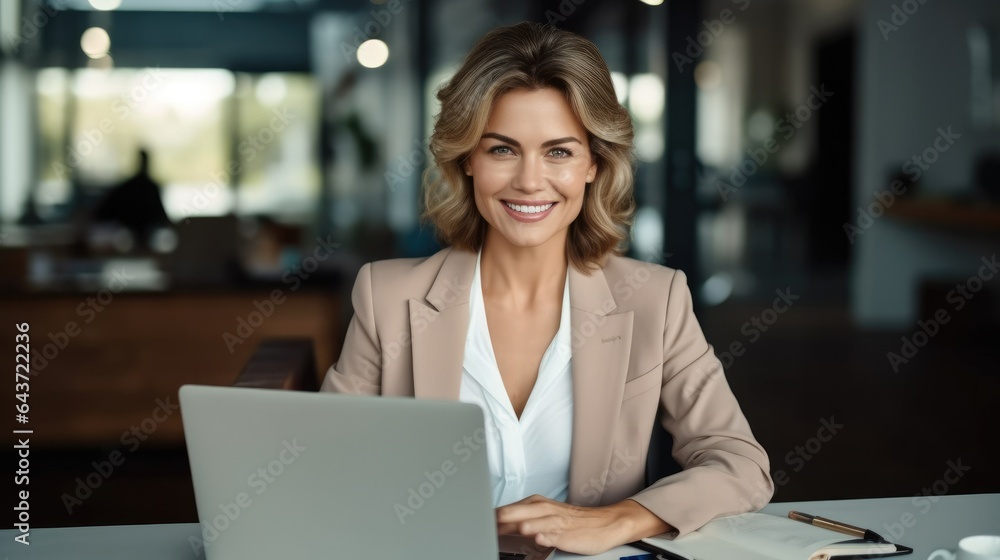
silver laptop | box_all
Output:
[179,385,554,560]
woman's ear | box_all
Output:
[586,161,598,184]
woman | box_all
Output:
[320,21,773,555]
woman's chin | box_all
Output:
[494,231,563,249]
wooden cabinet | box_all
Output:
[2,291,341,448]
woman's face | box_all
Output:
[463,87,598,251]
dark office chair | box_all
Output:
[233,338,683,487]
[645,421,683,485]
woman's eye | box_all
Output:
[550,147,573,158]
[488,145,513,156]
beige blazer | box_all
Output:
[320,246,774,536]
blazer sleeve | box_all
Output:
[319,262,382,395]
[628,269,774,537]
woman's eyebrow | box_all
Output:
[481,132,582,148]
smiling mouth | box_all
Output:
[502,201,555,214]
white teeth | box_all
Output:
[504,202,553,214]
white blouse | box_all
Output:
[459,248,574,507]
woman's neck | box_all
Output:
[479,232,568,311]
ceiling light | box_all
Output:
[81,27,111,59]
[357,39,389,68]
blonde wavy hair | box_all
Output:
[420,21,637,274]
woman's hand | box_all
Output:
[495,494,673,555]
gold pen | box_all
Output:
[788,511,887,543]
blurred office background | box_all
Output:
[1,0,997,527]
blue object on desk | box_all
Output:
[619,554,655,560]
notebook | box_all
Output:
[636,512,913,560]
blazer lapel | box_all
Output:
[409,247,476,400]
[566,264,634,506]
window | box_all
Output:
[34,67,320,223]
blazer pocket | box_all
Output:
[621,365,662,402]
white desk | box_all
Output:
[2,494,997,559]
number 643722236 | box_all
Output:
[15,322,30,423]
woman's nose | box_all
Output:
[514,156,545,190]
